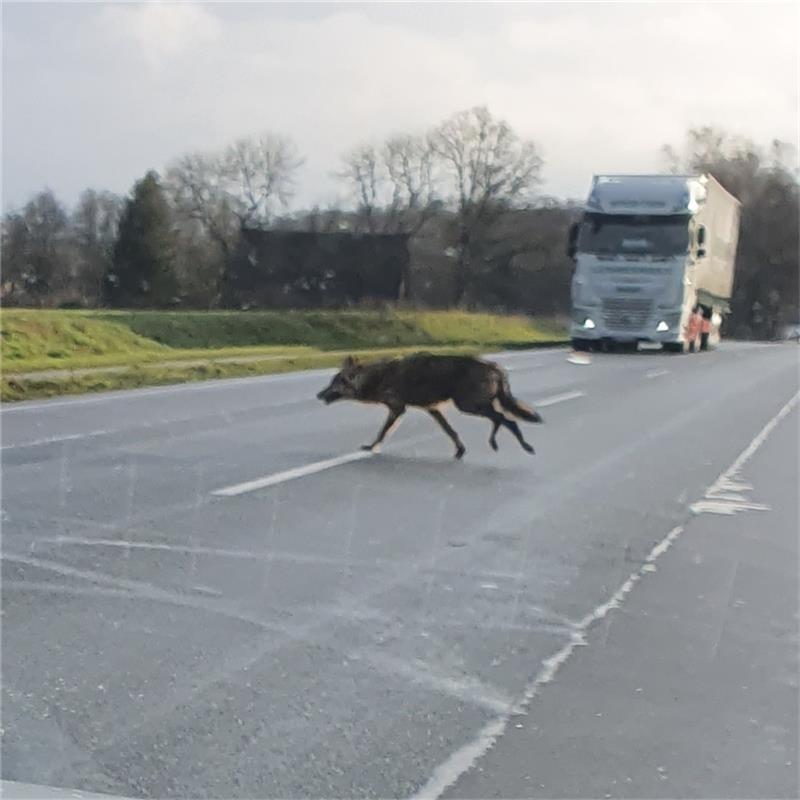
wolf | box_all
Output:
[316,352,543,458]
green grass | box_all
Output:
[1,308,567,401]
[0,344,488,402]
[87,309,560,351]
[1,309,167,366]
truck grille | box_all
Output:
[601,298,653,330]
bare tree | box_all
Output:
[431,106,543,304]
[383,134,438,234]
[661,126,762,201]
[222,134,303,226]
[338,134,439,236]
[166,133,303,251]
[165,151,240,256]
[338,144,383,233]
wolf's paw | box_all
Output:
[455,445,466,460]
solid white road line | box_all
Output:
[211,450,373,497]
[408,388,800,800]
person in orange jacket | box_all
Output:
[685,305,702,350]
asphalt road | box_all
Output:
[2,343,798,799]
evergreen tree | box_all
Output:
[107,171,178,307]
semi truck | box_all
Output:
[568,174,740,353]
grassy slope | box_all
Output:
[89,310,563,351]
[1,309,566,401]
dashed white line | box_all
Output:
[645,369,670,379]
[211,390,585,497]
[211,450,373,497]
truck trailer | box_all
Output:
[568,174,741,353]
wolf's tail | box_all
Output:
[497,375,543,423]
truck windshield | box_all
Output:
[579,213,690,257]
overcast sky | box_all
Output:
[2,2,796,212]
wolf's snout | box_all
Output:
[317,387,338,403]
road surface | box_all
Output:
[2,343,798,799]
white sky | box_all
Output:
[2,2,797,212]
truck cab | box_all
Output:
[568,174,740,353]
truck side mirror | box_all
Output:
[567,221,579,259]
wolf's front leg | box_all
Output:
[362,406,405,452]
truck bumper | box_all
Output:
[571,309,684,345]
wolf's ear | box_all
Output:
[342,355,359,370]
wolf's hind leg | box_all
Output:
[427,408,466,459]
[454,398,535,455]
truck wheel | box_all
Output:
[571,338,591,352]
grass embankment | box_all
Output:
[1,309,567,401]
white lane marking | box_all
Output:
[645,369,670,379]
[211,450,373,497]
[566,352,591,365]
[485,347,566,361]
[410,389,799,800]
[535,390,585,408]
[210,390,584,497]
[351,649,514,714]
[712,390,799,479]
[410,529,686,800]
[1,779,133,800]
[690,389,799,516]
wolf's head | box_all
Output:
[316,356,363,404]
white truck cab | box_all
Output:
[568,174,740,353]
